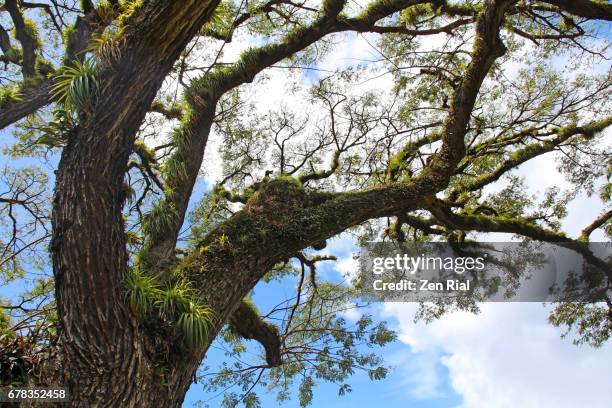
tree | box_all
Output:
[0,0,611,406]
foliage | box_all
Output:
[50,58,98,115]
[549,303,612,348]
[125,268,161,316]
[125,269,215,352]
[0,86,23,110]
[200,282,395,407]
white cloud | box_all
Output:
[339,301,362,322]
[318,32,380,71]
[381,303,612,408]
[334,255,360,282]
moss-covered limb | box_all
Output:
[540,0,612,21]
[430,0,481,17]
[142,104,217,261]
[214,184,249,204]
[175,178,439,353]
[188,0,349,99]
[425,198,611,279]
[367,17,473,35]
[0,77,54,130]
[427,198,568,241]
[228,298,282,367]
[387,130,442,181]
[457,116,612,194]
[149,100,184,120]
[420,0,515,189]
[4,0,40,78]
[190,0,437,100]
[353,0,426,24]
[580,210,612,242]
[144,0,435,263]
[200,0,299,42]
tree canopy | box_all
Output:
[0,0,611,406]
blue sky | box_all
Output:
[181,252,465,408]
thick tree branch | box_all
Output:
[366,17,473,35]
[0,78,54,130]
[580,210,612,241]
[4,0,38,77]
[417,0,516,187]
[540,0,612,21]
[178,175,448,364]
[228,299,282,367]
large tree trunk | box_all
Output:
[49,1,219,405]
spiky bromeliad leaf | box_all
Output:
[51,59,98,114]
[124,269,161,316]
[177,300,214,352]
[142,201,179,240]
[0,85,23,109]
[156,280,194,320]
[125,271,215,351]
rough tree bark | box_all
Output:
[50,1,221,405]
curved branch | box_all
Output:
[541,0,612,21]
[580,210,612,241]
[228,299,282,367]
[425,197,611,277]
[4,0,38,77]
